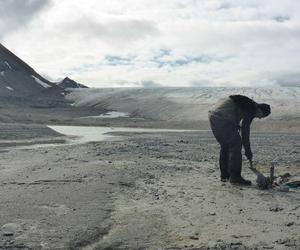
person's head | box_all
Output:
[255,103,271,119]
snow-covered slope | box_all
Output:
[67,87,300,121]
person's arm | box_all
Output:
[241,114,253,161]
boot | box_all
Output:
[228,150,251,185]
[230,176,252,186]
[221,177,229,182]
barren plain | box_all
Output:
[0,87,299,250]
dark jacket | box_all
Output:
[229,95,257,155]
[209,95,257,156]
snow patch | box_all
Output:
[31,75,51,88]
[6,86,14,91]
[4,61,12,70]
[81,111,130,119]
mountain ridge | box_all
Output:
[0,43,54,86]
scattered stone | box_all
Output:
[145,179,155,184]
[189,236,199,240]
[230,241,243,246]
[3,232,14,237]
[262,246,274,249]
[208,212,216,216]
[275,238,288,244]
[269,207,283,212]
[286,222,294,227]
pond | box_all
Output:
[48,125,198,145]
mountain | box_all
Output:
[0,43,58,95]
[57,77,88,89]
[67,87,300,122]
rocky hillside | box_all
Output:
[0,43,66,106]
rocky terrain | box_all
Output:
[0,129,299,249]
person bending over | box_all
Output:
[208,95,271,185]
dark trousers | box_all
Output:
[209,113,242,179]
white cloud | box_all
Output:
[1,0,300,87]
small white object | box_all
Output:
[81,111,130,119]
[6,86,14,91]
[4,61,12,69]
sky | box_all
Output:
[0,0,300,88]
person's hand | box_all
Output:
[245,150,253,161]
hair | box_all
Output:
[257,103,271,117]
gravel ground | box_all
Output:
[0,128,299,249]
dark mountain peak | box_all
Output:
[58,77,88,89]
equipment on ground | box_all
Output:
[248,160,271,189]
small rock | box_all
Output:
[275,239,288,244]
[3,232,14,237]
[286,222,294,227]
[230,242,242,246]
[269,207,283,212]
[190,236,199,240]
[262,246,274,249]
[208,212,216,216]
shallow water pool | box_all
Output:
[48,125,197,145]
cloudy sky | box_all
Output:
[1,0,300,87]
